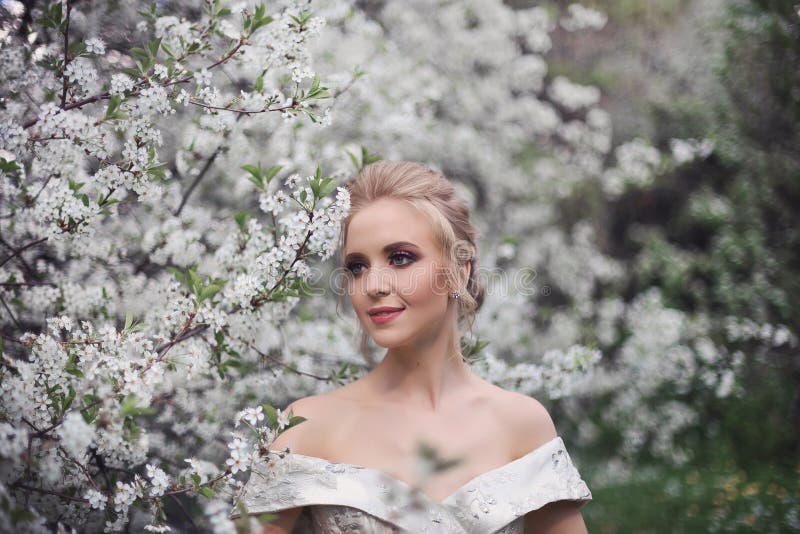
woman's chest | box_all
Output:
[323,407,514,501]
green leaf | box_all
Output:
[249,5,274,34]
[262,403,278,429]
[65,353,83,378]
[199,487,214,499]
[234,210,251,229]
[318,178,336,198]
[121,66,141,77]
[105,94,123,119]
[161,42,175,58]
[68,41,86,58]
[346,150,360,170]
[0,158,21,174]
[288,415,306,427]
[264,165,282,184]
[148,37,163,60]
[129,47,150,65]
[167,266,189,289]
[198,283,223,303]
[120,394,155,418]
[62,386,76,412]
[82,394,101,424]
[241,163,263,187]
[361,145,382,166]
[68,179,85,192]
[188,269,202,294]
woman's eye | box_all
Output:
[390,251,415,266]
[346,252,414,275]
[346,263,365,275]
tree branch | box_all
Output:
[60,1,73,108]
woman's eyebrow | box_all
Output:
[344,241,420,262]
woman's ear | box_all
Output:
[461,259,471,292]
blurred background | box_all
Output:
[533,1,800,531]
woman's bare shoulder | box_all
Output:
[268,394,339,457]
[471,376,558,457]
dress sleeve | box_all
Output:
[229,453,309,520]
[451,437,592,533]
[514,437,592,511]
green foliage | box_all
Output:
[104,95,127,120]
[308,166,337,198]
[243,4,274,34]
[35,2,65,31]
[572,1,800,530]
[460,335,490,365]
[601,0,691,27]
[584,462,800,533]
[241,162,282,191]
[167,265,227,308]
[128,37,163,75]
[346,146,382,171]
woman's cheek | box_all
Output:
[400,266,428,301]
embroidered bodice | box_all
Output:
[231,436,591,533]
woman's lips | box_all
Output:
[369,309,404,324]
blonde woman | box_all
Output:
[233,162,591,533]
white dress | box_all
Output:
[231,436,591,533]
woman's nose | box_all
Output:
[364,266,392,297]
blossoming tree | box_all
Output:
[2,0,794,532]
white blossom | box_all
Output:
[548,76,601,111]
[110,73,135,95]
[225,435,251,474]
[85,37,106,55]
[235,406,265,427]
[85,488,108,510]
[670,138,715,164]
[145,463,169,496]
[57,411,95,460]
[560,4,608,32]
[64,57,100,93]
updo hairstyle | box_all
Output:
[338,161,485,360]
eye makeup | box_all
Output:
[346,250,417,276]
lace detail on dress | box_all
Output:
[231,436,591,533]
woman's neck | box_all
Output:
[366,328,475,413]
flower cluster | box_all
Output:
[0,0,779,530]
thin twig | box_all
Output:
[251,346,332,382]
[174,146,223,216]
[0,281,57,287]
[60,1,73,108]
[0,237,48,269]
[0,234,35,277]
[11,483,89,504]
[0,295,22,329]
[187,98,297,115]
[167,493,199,532]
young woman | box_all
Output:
[233,162,591,533]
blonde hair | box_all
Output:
[336,161,485,362]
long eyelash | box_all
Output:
[345,251,415,275]
[390,250,415,263]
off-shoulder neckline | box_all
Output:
[274,435,563,506]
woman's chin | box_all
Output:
[369,332,409,349]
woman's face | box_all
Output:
[343,197,454,350]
